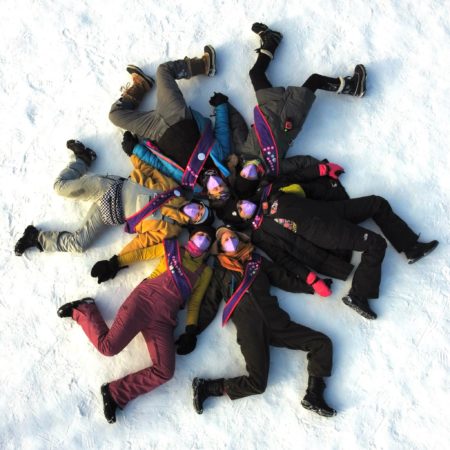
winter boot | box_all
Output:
[120,65,154,106]
[14,225,43,256]
[301,376,336,417]
[185,45,216,78]
[404,240,439,264]
[251,22,283,59]
[192,377,224,414]
[336,64,367,97]
[101,383,119,424]
[66,140,97,166]
[342,293,377,320]
[57,298,95,318]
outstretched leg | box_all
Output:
[302,65,367,97]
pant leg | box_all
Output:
[53,157,115,202]
[224,313,270,400]
[108,60,191,141]
[328,195,419,252]
[248,53,273,91]
[298,217,387,299]
[72,287,148,356]
[270,321,333,377]
[37,203,110,252]
[108,316,176,408]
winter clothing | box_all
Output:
[32,152,191,254]
[109,56,234,189]
[91,255,123,284]
[120,66,154,107]
[404,240,439,264]
[14,225,43,256]
[237,193,421,301]
[301,375,336,417]
[66,139,97,166]
[195,254,333,404]
[65,241,212,412]
[101,383,119,424]
[192,377,225,414]
[342,294,377,320]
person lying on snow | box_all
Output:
[109,45,244,199]
[14,140,213,258]
[191,226,336,418]
[220,184,438,320]
[178,22,368,205]
[57,226,215,424]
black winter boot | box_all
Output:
[405,240,439,264]
[301,376,336,417]
[14,225,43,256]
[342,293,377,320]
[192,377,224,414]
[251,22,283,59]
[101,383,119,424]
[185,45,216,77]
[66,140,97,166]
[337,64,367,97]
[57,298,95,318]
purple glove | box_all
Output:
[318,162,345,180]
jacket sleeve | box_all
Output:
[227,101,249,155]
[116,242,165,266]
[132,143,185,184]
[212,103,231,159]
[262,258,314,294]
[185,266,213,327]
[196,267,227,334]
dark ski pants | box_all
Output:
[72,277,183,408]
[296,195,419,298]
[109,59,192,141]
[223,306,333,400]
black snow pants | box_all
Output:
[223,295,333,400]
[292,195,419,299]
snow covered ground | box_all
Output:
[2,0,449,449]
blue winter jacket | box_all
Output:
[132,103,231,189]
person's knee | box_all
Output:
[367,233,388,255]
[97,341,120,357]
[68,234,91,253]
[370,195,392,214]
[154,363,175,383]
[248,375,268,395]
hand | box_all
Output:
[226,153,239,169]
[121,131,138,156]
[318,162,345,180]
[306,272,332,297]
[91,255,125,284]
[209,92,229,107]
[175,326,198,355]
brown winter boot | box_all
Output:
[120,65,155,107]
[185,45,216,78]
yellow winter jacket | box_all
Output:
[119,155,190,255]
[117,242,213,327]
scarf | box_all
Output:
[217,242,254,274]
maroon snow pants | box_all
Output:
[72,274,184,408]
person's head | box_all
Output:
[204,172,230,201]
[187,225,215,253]
[182,201,214,225]
[216,227,240,254]
[234,160,264,198]
[236,200,258,219]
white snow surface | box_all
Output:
[2,1,450,449]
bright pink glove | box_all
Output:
[306,272,332,297]
[318,162,345,180]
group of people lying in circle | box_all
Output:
[15,23,438,424]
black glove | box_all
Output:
[175,325,198,355]
[177,185,194,201]
[91,255,126,284]
[121,131,138,156]
[209,92,229,107]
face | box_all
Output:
[190,203,205,224]
[236,200,256,219]
[190,231,212,250]
[208,179,230,199]
[191,231,211,244]
[220,230,238,249]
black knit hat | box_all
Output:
[188,224,216,243]
[234,173,260,199]
[216,197,247,227]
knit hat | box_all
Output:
[188,224,216,243]
[216,197,245,227]
[234,173,260,199]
